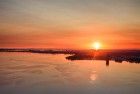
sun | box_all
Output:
[92,42,101,50]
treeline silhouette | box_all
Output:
[66,50,140,64]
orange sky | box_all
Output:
[0,0,140,49]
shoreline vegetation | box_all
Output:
[0,48,140,66]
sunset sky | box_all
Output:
[0,0,140,49]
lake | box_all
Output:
[0,52,140,94]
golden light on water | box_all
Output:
[92,42,101,50]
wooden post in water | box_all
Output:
[106,55,109,66]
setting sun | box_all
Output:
[92,42,101,50]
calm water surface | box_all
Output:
[0,52,140,94]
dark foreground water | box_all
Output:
[0,52,140,94]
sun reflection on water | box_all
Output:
[90,71,97,81]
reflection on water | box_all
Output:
[0,52,140,94]
[90,71,97,81]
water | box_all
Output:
[0,52,140,94]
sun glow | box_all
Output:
[92,42,101,50]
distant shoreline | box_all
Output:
[0,48,140,64]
